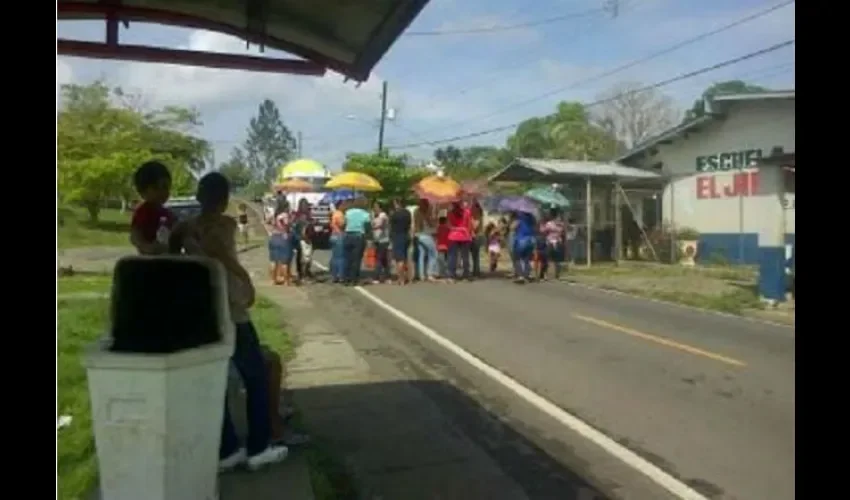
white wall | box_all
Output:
[634,99,795,236]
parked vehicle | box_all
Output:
[164,197,202,221]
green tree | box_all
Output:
[57,81,202,220]
[506,101,618,160]
[218,148,254,189]
[58,82,150,221]
[685,80,771,120]
[343,152,427,205]
[243,99,297,182]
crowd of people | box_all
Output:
[124,159,576,475]
[266,192,576,286]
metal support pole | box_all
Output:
[614,180,622,264]
[585,176,593,268]
[669,180,677,263]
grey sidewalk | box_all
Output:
[243,249,532,500]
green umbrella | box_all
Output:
[524,185,571,208]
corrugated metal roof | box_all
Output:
[489,158,661,182]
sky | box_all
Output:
[56,0,795,171]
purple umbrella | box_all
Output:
[497,196,539,215]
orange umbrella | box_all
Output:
[414,173,461,203]
[273,178,313,192]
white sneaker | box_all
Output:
[219,448,247,472]
[246,445,289,471]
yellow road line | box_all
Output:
[572,314,747,368]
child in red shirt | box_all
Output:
[130,161,176,255]
[436,216,449,278]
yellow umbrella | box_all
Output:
[325,172,383,192]
[273,178,313,192]
[278,158,327,179]
[414,174,461,203]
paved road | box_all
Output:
[311,250,795,500]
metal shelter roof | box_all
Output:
[489,158,662,184]
[57,0,430,80]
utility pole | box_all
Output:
[377,80,388,154]
[297,130,303,157]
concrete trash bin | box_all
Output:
[84,256,235,500]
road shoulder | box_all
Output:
[244,254,533,499]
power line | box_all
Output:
[310,0,648,150]
[264,61,794,166]
[386,39,795,150]
[403,7,604,36]
[411,0,649,105]
[403,0,795,139]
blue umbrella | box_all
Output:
[320,189,361,205]
[497,196,539,215]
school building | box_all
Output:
[617,90,795,270]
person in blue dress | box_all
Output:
[511,211,537,283]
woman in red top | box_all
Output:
[446,201,473,281]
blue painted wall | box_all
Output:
[699,233,795,265]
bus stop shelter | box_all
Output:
[58,2,432,499]
[489,157,665,266]
[57,0,430,79]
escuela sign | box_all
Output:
[694,148,762,200]
[695,149,762,172]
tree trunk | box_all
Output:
[85,203,100,223]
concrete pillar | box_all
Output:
[756,166,786,303]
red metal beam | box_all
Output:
[57,39,326,76]
[57,1,355,79]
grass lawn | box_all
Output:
[57,273,113,296]
[564,262,764,315]
[58,207,131,250]
[57,290,110,500]
[56,273,351,500]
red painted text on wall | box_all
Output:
[696,171,760,199]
